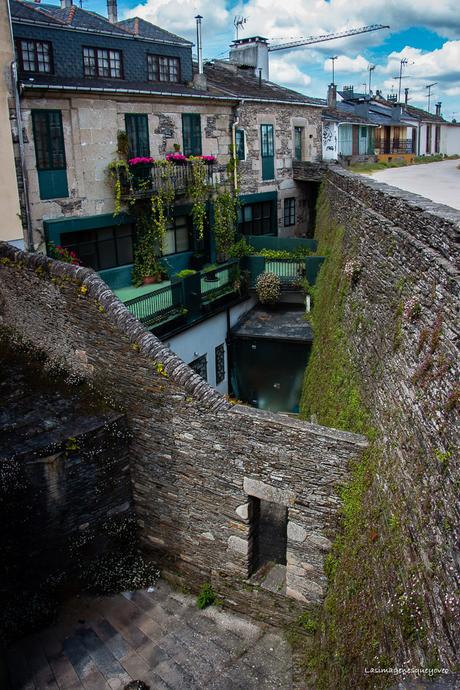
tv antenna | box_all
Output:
[234,16,248,41]
[426,82,438,112]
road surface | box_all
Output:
[363,158,460,210]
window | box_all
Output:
[215,344,225,385]
[235,129,245,160]
[18,39,52,74]
[32,109,68,200]
[284,198,295,227]
[83,47,122,78]
[182,114,202,156]
[189,354,207,381]
[248,495,288,576]
[147,54,180,83]
[60,225,134,271]
[294,126,303,160]
[125,114,150,158]
[163,215,191,255]
[238,201,273,236]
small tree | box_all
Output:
[213,190,238,260]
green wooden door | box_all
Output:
[182,114,202,156]
[261,124,275,180]
[32,109,68,200]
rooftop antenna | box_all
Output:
[329,55,338,85]
[367,64,375,94]
[362,82,367,95]
[233,16,247,41]
[426,82,438,112]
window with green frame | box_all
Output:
[294,126,303,160]
[182,114,202,156]
[60,224,134,270]
[283,197,296,226]
[32,109,68,200]
[162,215,191,255]
[235,129,245,160]
[260,124,275,180]
[125,114,150,158]
[238,201,274,235]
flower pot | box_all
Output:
[143,275,161,285]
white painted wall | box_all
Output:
[444,125,460,155]
[166,298,256,395]
[322,121,338,161]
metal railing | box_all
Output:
[201,260,239,302]
[265,259,307,285]
[120,162,219,199]
[377,139,415,154]
[124,282,183,328]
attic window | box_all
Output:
[83,47,122,79]
[18,39,53,74]
[147,55,180,83]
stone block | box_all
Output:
[243,477,295,506]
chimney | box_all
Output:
[327,83,337,109]
[107,0,117,23]
[61,0,72,8]
[404,87,409,105]
[229,36,269,80]
[435,102,442,117]
[193,15,207,90]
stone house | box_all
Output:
[9,0,323,266]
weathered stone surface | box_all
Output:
[243,477,296,506]
[287,522,307,543]
[227,536,248,555]
[236,503,249,520]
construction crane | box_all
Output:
[268,24,389,52]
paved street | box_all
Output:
[363,159,460,210]
[5,580,293,689]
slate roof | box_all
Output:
[117,17,191,45]
[10,0,64,26]
[405,104,446,123]
[323,104,375,125]
[19,1,132,34]
[203,61,325,106]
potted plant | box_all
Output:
[190,252,206,270]
[129,157,155,188]
[255,272,281,307]
[131,212,167,287]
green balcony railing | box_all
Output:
[124,281,183,328]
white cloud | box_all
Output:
[323,54,369,74]
[269,56,312,88]
[378,42,460,81]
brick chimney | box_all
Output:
[435,102,442,117]
[107,0,117,23]
[327,83,337,109]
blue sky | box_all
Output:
[85,0,460,119]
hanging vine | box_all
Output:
[188,157,209,241]
[107,159,130,216]
[213,190,239,259]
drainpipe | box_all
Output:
[231,102,243,192]
[6,0,34,251]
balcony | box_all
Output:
[119,161,225,200]
[377,139,415,155]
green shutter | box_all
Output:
[260,124,275,180]
[294,127,302,161]
[32,109,68,200]
[182,114,202,156]
[125,114,150,158]
[235,129,245,160]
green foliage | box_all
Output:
[196,582,219,609]
[131,210,165,287]
[116,130,129,158]
[188,158,209,241]
[212,190,238,258]
[107,159,130,215]
[228,238,255,258]
[258,247,311,259]
[175,269,196,278]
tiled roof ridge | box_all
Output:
[14,0,67,25]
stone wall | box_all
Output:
[322,166,460,669]
[0,243,366,624]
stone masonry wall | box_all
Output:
[323,166,460,667]
[0,243,366,625]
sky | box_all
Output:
[86,0,460,120]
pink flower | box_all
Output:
[200,155,217,163]
[128,157,154,165]
[165,153,187,162]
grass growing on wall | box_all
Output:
[298,186,407,689]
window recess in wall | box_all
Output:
[83,47,122,79]
[17,39,53,74]
[182,114,202,156]
[125,114,150,158]
[147,54,180,83]
[284,198,296,227]
[189,354,207,381]
[215,344,225,385]
[248,495,287,577]
[235,129,245,160]
[294,126,303,161]
[32,109,68,200]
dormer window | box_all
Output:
[83,47,122,79]
[17,39,53,74]
[147,54,180,83]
